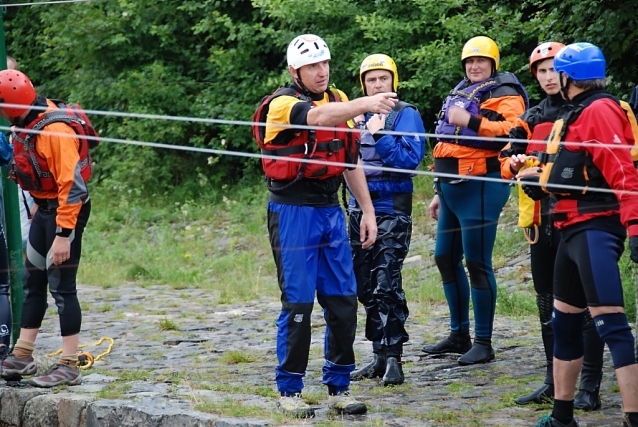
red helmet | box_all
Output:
[529,42,565,77]
[0,70,36,118]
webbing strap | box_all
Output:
[261,139,344,156]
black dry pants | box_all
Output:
[349,211,411,356]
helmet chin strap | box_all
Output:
[559,72,571,101]
[294,70,312,95]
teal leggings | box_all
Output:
[434,173,510,339]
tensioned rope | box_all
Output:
[1,0,102,7]
[0,101,625,152]
[2,101,636,197]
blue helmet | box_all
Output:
[553,42,606,80]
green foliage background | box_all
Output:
[4,0,637,193]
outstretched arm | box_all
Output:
[307,92,398,128]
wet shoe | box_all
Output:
[351,352,386,381]
[422,331,472,355]
[458,337,495,365]
[383,357,404,386]
[535,414,580,427]
[28,363,82,388]
[328,391,367,415]
[573,388,601,411]
[276,394,315,418]
[1,353,37,378]
[515,383,554,405]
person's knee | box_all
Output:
[434,254,456,283]
[466,261,490,290]
[552,308,585,360]
[594,312,636,368]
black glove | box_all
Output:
[520,176,549,201]
[630,236,638,263]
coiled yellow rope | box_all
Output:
[46,337,114,370]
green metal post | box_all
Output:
[0,5,25,347]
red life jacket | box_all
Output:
[253,86,357,185]
[528,121,554,154]
[10,100,99,192]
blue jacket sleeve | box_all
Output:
[374,108,426,170]
[0,133,13,167]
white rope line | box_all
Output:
[0,101,634,153]
[1,0,100,7]
[4,123,638,198]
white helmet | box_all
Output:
[287,34,331,70]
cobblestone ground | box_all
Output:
[2,256,627,427]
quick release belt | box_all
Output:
[261,139,344,156]
[434,157,501,183]
[33,195,91,213]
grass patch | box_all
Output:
[218,350,255,364]
[96,383,132,399]
[158,318,179,331]
[194,397,266,418]
[98,303,112,313]
[117,369,153,381]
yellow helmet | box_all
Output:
[461,36,500,70]
[359,54,398,95]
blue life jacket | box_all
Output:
[360,101,418,180]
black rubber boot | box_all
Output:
[574,320,604,411]
[351,351,386,381]
[458,337,494,365]
[383,356,404,386]
[515,383,554,405]
[516,318,556,405]
[421,331,472,355]
[540,320,555,385]
[623,412,638,427]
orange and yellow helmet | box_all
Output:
[359,54,398,95]
[461,36,500,70]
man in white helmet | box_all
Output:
[254,34,397,418]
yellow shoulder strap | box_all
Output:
[619,100,638,162]
[539,118,565,192]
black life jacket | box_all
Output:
[538,90,638,215]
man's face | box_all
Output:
[292,60,330,94]
[364,70,393,96]
[535,58,560,95]
[464,56,492,83]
